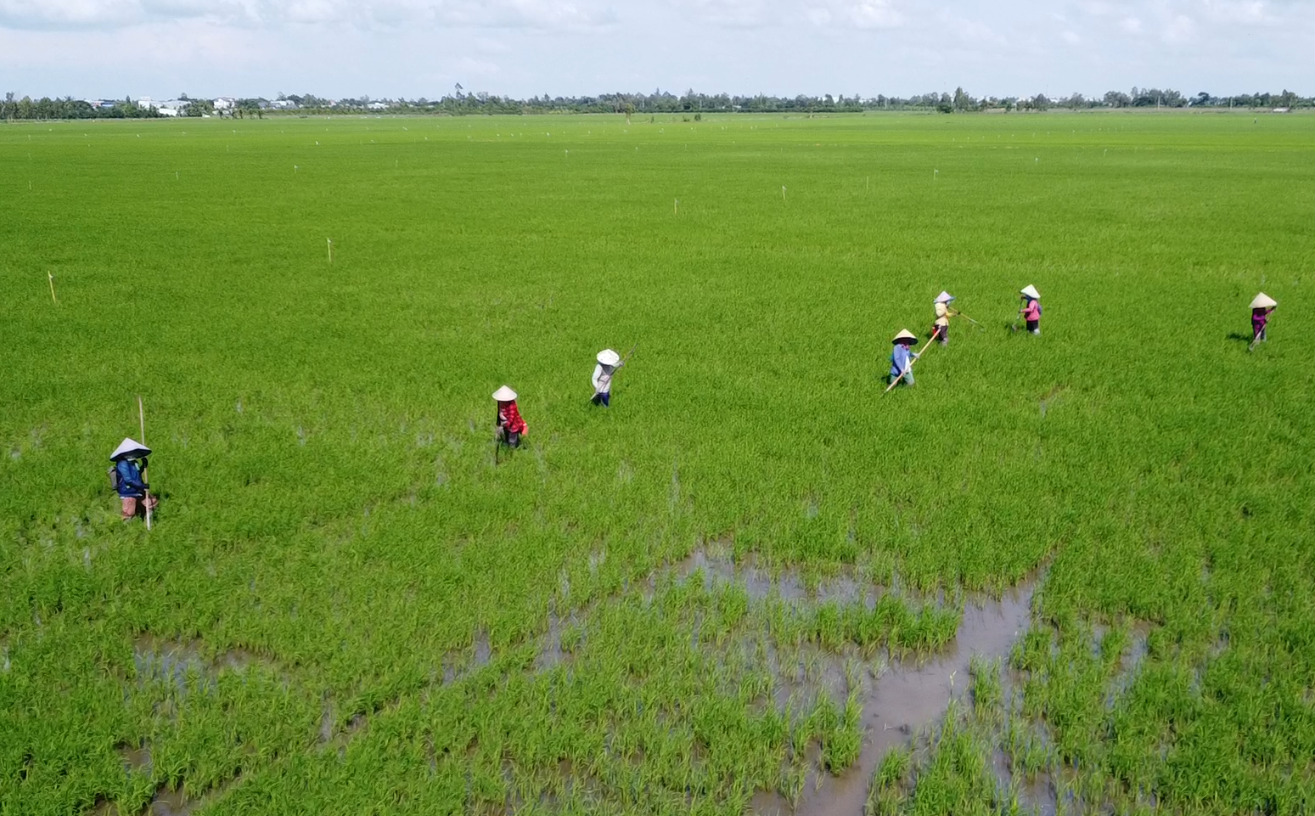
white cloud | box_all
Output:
[805,0,901,29]
[0,0,616,29]
[1120,14,1142,33]
[938,11,1002,45]
[1162,12,1194,42]
[671,0,772,28]
[0,0,143,27]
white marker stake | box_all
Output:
[139,396,152,531]
[934,169,938,180]
[327,239,333,264]
[47,272,57,305]
[674,198,678,216]
[782,185,787,203]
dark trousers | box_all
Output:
[591,392,611,407]
[496,427,521,448]
[1026,319,1039,333]
[933,324,948,344]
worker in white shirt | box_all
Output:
[591,349,622,407]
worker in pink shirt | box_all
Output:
[1018,285,1042,335]
[1250,293,1277,345]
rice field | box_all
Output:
[2,110,1314,815]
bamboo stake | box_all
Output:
[47,272,57,305]
[327,239,333,264]
[139,396,152,530]
[884,329,940,394]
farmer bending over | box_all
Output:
[889,329,920,387]
[591,349,622,407]
[110,438,158,522]
[493,386,528,448]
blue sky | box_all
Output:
[0,0,1307,100]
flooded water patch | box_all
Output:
[132,634,266,692]
[789,580,1035,816]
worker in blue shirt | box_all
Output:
[110,438,158,522]
[889,329,920,387]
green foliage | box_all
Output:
[2,112,1314,814]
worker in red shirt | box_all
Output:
[493,385,528,448]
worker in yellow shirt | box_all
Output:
[932,291,958,345]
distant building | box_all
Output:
[158,99,191,117]
[136,97,154,110]
[367,101,388,111]
[269,99,298,110]
[213,97,236,111]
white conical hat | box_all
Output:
[935,291,955,303]
[491,385,518,401]
[110,437,150,461]
[1250,293,1277,309]
[1020,284,1040,299]
[892,329,919,344]
[596,348,621,366]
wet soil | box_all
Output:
[132,635,263,692]
[787,581,1036,816]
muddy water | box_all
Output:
[133,635,260,692]
[147,787,194,816]
[779,580,1036,816]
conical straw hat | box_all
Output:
[596,349,621,366]
[1020,284,1040,299]
[892,329,919,344]
[491,385,518,401]
[1250,293,1277,309]
[935,291,955,304]
[110,437,151,461]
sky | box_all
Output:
[0,0,1308,101]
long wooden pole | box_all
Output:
[955,311,986,330]
[138,396,152,530]
[589,344,639,404]
[884,329,940,394]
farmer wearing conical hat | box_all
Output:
[1019,285,1041,335]
[932,291,958,346]
[493,386,528,448]
[110,438,158,522]
[1250,293,1277,345]
[889,329,920,387]
[591,349,622,407]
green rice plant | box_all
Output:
[968,656,1003,722]
[4,112,1315,815]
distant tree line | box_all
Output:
[0,94,161,121]
[262,86,1315,116]
[2,86,1311,121]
